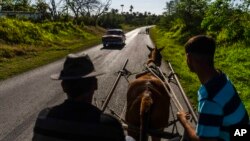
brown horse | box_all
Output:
[125,46,171,141]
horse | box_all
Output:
[125,45,171,141]
[146,28,150,34]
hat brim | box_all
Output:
[50,71,105,80]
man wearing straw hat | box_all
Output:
[177,35,249,141]
[32,53,125,141]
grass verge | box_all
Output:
[0,19,138,81]
[0,19,107,80]
[0,38,101,80]
[120,24,138,32]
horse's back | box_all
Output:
[126,79,170,129]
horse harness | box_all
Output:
[135,62,164,81]
[126,77,168,137]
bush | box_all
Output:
[0,18,88,45]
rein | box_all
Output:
[135,62,164,79]
[145,65,184,111]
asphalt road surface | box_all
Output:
[0,27,196,141]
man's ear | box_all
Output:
[187,53,193,58]
[187,53,199,68]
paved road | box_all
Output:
[0,27,196,141]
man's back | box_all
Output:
[197,72,249,141]
[33,100,125,141]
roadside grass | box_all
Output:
[120,24,138,32]
[0,18,138,80]
[151,27,250,114]
[0,38,101,80]
[0,18,105,80]
[215,44,250,112]
[150,28,199,110]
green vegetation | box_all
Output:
[1,0,248,114]
[215,44,250,107]
[151,27,250,113]
[0,0,156,80]
[150,28,199,110]
[0,18,103,80]
[98,9,160,29]
[152,0,250,114]
[0,18,96,45]
[120,24,138,32]
[160,0,250,44]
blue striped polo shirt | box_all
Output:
[196,72,249,141]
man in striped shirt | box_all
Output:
[177,35,249,141]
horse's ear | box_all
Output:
[147,45,153,51]
[158,47,164,52]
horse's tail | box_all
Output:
[140,90,153,141]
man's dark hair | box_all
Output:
[185,35,216,55]
[61,77,97,98]
[185,35,216,66]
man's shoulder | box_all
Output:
[34,108,125,141]
[36,104,121,126]
[42,101,102,121]
[100,113,122,126]
[99,114,125,140]
[202,72,229,100]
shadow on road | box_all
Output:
[100,44,126,50]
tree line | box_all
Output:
[159,0,250,44]
[0,0,160,27]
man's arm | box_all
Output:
[177,111,217,141]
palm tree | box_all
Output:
[120,4,124,14]
[129,5,133,13]
[115,9,119,14]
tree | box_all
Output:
[92,0,111,25]
[98,8,125,28]
[175,0,209,28]
[1,0,15,11]
[129,5,133,13]
[65,0,110,24]
[14,0,32,11]
[36,0,50,20]
[120,4,124,13]
[49,0,57,20]
[242,0,250,12]
[165,0,177,15]
[201,0,249,43]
